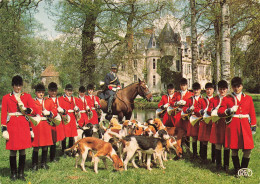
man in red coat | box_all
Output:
[58,84,78,155]
[31,83,54,171]
[85,84,101,125]
[183,82,202,158]
[208,80,230,171]
[1,75,37,181]
[174,78,194,147]
[218,77,257,175]
[46,82,65,162]
[157,84,177,127]
[75,86,89,127]
[194,82,214,162]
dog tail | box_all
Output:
[64,139,81,152]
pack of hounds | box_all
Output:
[65,117,188,173]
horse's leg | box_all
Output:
[125,112,132,120]
[118,112,124,122]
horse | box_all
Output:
[96,79,153,122]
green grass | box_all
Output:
[0,105,260,184]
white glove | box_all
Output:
[179,100,186,106]
[94,101,98,105]
[86,105,90,110]
[57,106,64,113]
[74,106,79,112]
[42,109,51,116]
[163,103,170,108]
[230,105,238,113]
[30,129,34,139]
[2,131,9,140]
[18,101,26,111]
[112,88,117,92]
[116,87,121,90]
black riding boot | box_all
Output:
[201,144,208,162]
[211,144,216,163]
[192,142,198,158]
[107,96,114,114]
[224,149,230,172]
[215,149,222,169]
[241,157,250,169]
[10,156,17,181]
[50,144,57,162]
[232,156,240,175]
[41,149,49,170]
[18,155,26,181]
[68,137,74,148]
[32,150,38,171]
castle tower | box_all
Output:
[146,33,161,94]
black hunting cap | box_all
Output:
[48,82,58,91]
[205,82,214,89]
[65,84,73,90]
[79,86,86,93]
[35,83,45,92]
[12,75,23,86]
[111,64,118,69]
[192,82,201,90]
[167,83,175,89]
[180,78,188,85]
[87,84,94,90]
[231,77,242,87]
[218,80,228,89]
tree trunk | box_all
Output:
[214,11,222,89]
[124,1,135,64]
[190,0,199,83]
[80,7,98,86]
[221,0,231,86]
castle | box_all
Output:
[117,21,212,95]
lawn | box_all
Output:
[0,99,259,184]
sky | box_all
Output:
[34,2,59,39]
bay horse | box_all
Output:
[97,79,153,122]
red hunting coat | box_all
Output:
[208,96,226,145]
[31,99,53,147]
[85,95,101,125]
[218,93,256,149]
[75,96,89,127]
[45,97,65,142]
[158,94,177,127]
[1,92,37,150]
[183,96,201,137]
[194,97,213,142]
[174,91,194,131]
[58,96,78,138]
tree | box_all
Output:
[220,0,231,86]
[190,0,199,83]
[0,0,42,98]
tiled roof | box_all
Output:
[41,65,59,77]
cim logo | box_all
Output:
[238,168,253,177]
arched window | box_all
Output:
[153,59,156,69]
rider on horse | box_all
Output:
[104,64,121,115]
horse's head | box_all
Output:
[137,79,153,102]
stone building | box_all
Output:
[117,22,212,94]
[41,65,60,88]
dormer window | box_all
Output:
[152,39,156,47]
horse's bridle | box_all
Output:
[138,83,151,100]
